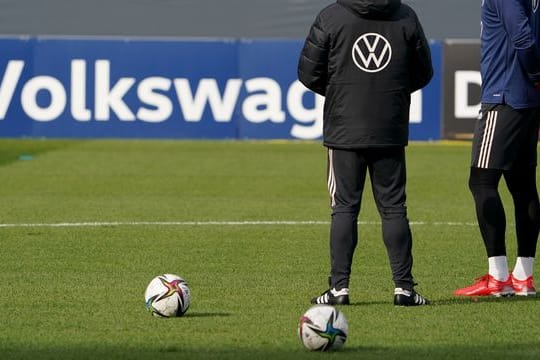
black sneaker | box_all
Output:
[394,288,429,306]
[311,288,350,305]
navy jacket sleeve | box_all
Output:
[409,13,433,92]
[298,14,330,96]
[499,0,540,83]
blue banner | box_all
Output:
[0,36,442,141]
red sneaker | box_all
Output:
[454,274,514,297]
[510,274,536,296]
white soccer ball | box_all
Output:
[144,274,191,317]
[298,305,348,351]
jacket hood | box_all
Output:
[337,0,401,18]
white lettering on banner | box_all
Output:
[95,60,136,121]
[0,60,24,119]
[287,81,324,140]
[137,77,173,123]
[455,70,481,118]
[243,78,285,123]
[21,76,66,122]
[71,60,91,121]
[409,90,422,124]
[0,59,424,140]
[174,78,242,122]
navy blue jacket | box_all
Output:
[298,0,432,148]
[481,0,540,108]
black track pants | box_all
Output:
[327,147,414,290]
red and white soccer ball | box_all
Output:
[298,305,348,351]
[144,274,191,317]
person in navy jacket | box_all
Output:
[455,0,540,297]
[298,0,432,306]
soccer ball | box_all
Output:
[144,274,191,317]
[298,305,348,351]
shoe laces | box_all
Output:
[474,274,490,283]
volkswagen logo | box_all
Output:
[534,0,539,13]
[352,33,392,73]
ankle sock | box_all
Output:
[512,257,534,280]
[488,256,509,281]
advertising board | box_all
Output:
[0,36,442,141]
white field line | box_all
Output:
[0,220,478,228]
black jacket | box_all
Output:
[298,0,433,148]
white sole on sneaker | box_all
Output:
[514,290,536,296]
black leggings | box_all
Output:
[468,166,540,258]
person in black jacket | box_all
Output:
[298,0,433,306]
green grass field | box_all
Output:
[0,139,538,359]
